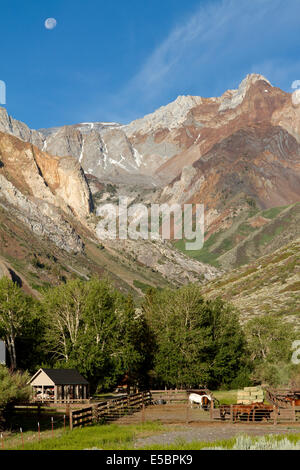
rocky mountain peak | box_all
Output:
[124,95,203,136]
[219,74,272,112]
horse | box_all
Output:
[219,405,231,420]
[283,397,300,406]
[232,404,257,422]
[251,403,275,422]
[188,393,212,409]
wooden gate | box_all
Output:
[69,391,152,429]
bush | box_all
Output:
[0,366,31,429]
[0,366,31,408]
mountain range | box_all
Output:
[0,73,299,319]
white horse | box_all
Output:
[188,393,212,409]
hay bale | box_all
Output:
[244,386,262,392]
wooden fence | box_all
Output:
[211,403,300,424]
[150,389,218,405]
[266,388,300,408]
[69,391,152,430]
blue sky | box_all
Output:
[1,0,300,128]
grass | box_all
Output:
[8,424,300,450]
[261,206,287,219]
[141,433,300,450]
[212,390,237,405]
[133,279,153,293]
[4,422,165,450]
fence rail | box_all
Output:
[266,388,300,408]
[212,403,300,423]
[69,391,152,429]
[150,389,218,405]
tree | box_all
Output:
[42,278,152,391]
[0,365,31,408]
[0,365,31,429]
[245,315,296,386]
[0,277,35,369]
[42,278,88,362]
[245,316,295,363]
[142,285,248,389]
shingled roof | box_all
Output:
[30,368,89,385]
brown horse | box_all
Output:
[232,404,255,422]
[219,405,231,420]
[284,397,300,406]
[251,403,274,422]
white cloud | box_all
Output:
[84,0,300,123]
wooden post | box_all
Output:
[230,405,233,423]
[141,403,145,424]
[210,399,214,421]
[69,409,73,430]
[293,400,296,422]
[273,405,278,425]
[92,404,98,424]
[186,404,189,424]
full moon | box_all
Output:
[45,18,57,30]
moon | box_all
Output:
[45,18,57,30]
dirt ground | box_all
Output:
[116,403,300,447]
[134,422,300,448]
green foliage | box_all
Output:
[133,279,153,293]
[142,285,248,389]
[0,365,31,420]
[41,278,151,391]
[0,277,42,370]
[245,315,296,386]
[9,422,164,450]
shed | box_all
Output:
[28,368,89,403]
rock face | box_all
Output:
[0,107,43,148]
[107,238,219,284]
[1,73,300,271]
[0,131,92,253]
[1,73,300,191]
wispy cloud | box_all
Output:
[84,0,300,123]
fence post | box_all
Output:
[69,409,73,430]
[186,404,189,424]
[273,405,278,425]
[293,400,296,422]
[92,404,98,424]
[141,403,145,424]
[210,398,214,421]
[230,405,233,423]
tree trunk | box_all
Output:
[5,335,17,370]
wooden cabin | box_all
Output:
[28,368,89,403]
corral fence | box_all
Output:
[150,389,219,407]
[69,391,152,430]
[266,388,300,408]
[211,403,300,424]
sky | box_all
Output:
[1,0,300,129]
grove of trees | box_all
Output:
[0,276,298,392]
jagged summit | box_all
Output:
[219,73,272,111]
[0,73,294,185]
[123,95,203,136]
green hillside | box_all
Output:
[175,203,300,270]
[201,239,300,323]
